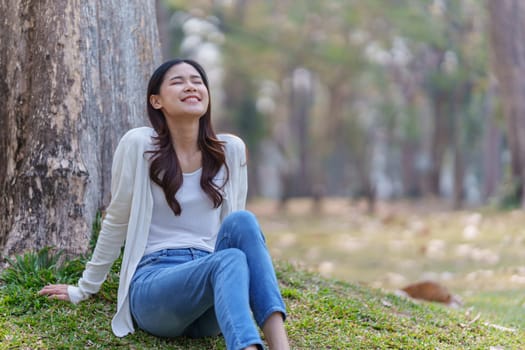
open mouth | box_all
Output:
[181,95,201,102]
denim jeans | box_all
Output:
[129,210,287,350]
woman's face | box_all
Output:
[150,62,210,120]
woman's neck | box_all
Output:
[166,118,202,173]
[166,118,200,154]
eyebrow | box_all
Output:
[168,74,202,81]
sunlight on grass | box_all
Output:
[249,197,525,328]
[466,289,525,327]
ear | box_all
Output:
[149,95,162,109]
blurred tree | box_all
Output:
[480,81,504,201]
[162,0,492,208]
[0,0,161,256]
[361,0,488,208]
[157,0,174,60]
[487,0,525,208]
[163,0,275,196]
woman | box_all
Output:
[39,59,289,350]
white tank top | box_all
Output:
[144,168,223,255]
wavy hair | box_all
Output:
[146,58,228,216]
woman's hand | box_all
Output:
[38,284,71,301]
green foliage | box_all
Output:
[0,211,103,320]
[496,177,522,210]
[0,247,85,320]
[162,0,493,200]
[1,247,63,288]
[230,81,267,153]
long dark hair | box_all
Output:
[146,58,228,216]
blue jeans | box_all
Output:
[129,210,287,350]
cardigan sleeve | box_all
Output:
[221,133,248,211]
[68,130,141,303]
[236,138,248,210]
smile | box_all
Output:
[181,96,201,102]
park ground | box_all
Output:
[1,197,524,349]
[250,197,525,328]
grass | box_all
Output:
[1,258,523,349]
[253,198,525,329]
[1,198,525,349]
[466,289,525,327]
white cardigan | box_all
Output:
[67,127,248,337]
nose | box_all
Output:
[184,81,197,91]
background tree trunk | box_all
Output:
[0,0,161,257]
[288,67,313,197]
[487,0,525,207]
[156,0,173,61]
[482,80,502,200]
[428,94,450,196]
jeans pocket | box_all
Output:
[136,255,160,270]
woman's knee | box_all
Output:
[216,211,267,252]
[223,210,258,228]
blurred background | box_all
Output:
[155,2,525,317]
[157,0,511,211]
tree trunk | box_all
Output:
[429,94,451,196]
[0,0,161,257]
[325,80,348,195]
[482,81,502,200]
[156,0,173,61]
[452,83,472,210]
[289,67,313,197]
[401,141,420,197]
[483,116,503,200]
[487,0,525,207]
[452,132,464,210]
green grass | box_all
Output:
[2,199,525,349]
[466,289,525,328]
[1,254,524,349]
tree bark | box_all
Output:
[487,0,525,207]
[0,0,161,257]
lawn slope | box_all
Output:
[0,256,522,350]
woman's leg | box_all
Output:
[262,312,290,350]
[215,210,289,349]
[130,248,264,350]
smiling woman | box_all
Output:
[38,59,290,350]
[146,60,219,215]
[150,63,210,126]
